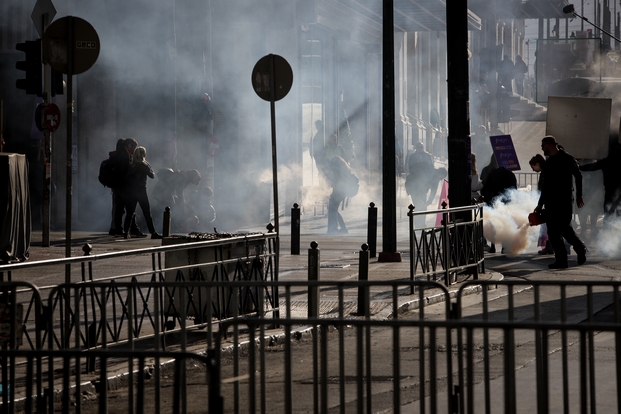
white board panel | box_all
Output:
[546,96,611,159]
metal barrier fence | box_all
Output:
[211,316,621,413]
[515,172,539,189]
[0,348,212,413]
[408,203,485,286]
[0,279,449,412]
[0,233,278,352]
[1,278,621,413]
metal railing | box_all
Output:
[0,233,278,352]
[0,279,450,412]
[210,317,621,413]
[1,278,621,413]
[515,171,539,189]
[0,348,213,413]
[408,203,485,286]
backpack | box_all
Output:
[344,169,359,198]
[98,153,123,188]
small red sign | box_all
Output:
[207,135,220,157]
[44,103,61,132]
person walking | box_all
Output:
[123,146,162,239]
[579,140,621,223]
[513,55,528,96]
[324,156,351,234]
[533,136,587,268]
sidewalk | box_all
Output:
[27,211,502,322]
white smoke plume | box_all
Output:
[595,217,621,258]
[483,188,540,255]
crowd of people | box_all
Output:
[400,123,619,268]
[105,138,213,238]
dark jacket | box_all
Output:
[481,167,517,205]
[538,149,582,209]
[128,161,154,193]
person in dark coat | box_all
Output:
[534,136,586,268]
[580,141,621,223]
[151,168,202,233]
[123,146,162,239]
[110,138,146,237]
[324,156,351,234]
[480,155,517,253]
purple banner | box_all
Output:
[489,134,520,171]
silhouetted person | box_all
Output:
[497,55,515,92]
[152,168,202,233]
[110,138,146,237]
[534,136,586,268]
[324,134,345,164]
[123,146,162,239]
[405,142,435,227]
[324,156,351,234]
[311,120,326,172]
[513,55,527,95]
[580,141,621,223]
[481,156,517,254]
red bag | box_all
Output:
[528,211,544,226]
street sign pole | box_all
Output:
[32,0,57,247]
[252,54,293,324]
[42,16,52,248]
[268,55,279,236]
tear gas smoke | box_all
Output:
[483,188,540,255]
[595,217,621,258]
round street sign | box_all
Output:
[42,16,100,75]
[44,103,61,132]
[251,54,293,102]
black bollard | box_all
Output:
[291,203,300,255]
[163,207,171,237]
[357,244,370,316]
[308,241,320,318]
[367,202,377,258]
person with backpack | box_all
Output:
[324,156,356,234]
[105,138,147,237]
[122,146,162,239]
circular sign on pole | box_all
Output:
[251,54,293,102]
[44,103,61,132]
[42,16,100,75]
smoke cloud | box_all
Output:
[483,188,539,255]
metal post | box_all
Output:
[380,0,400,262]
[441,202,450,286]
[308,241,320,318]
[291,203,300,255]
[446,0,472,210]
[357,244,370,316]
[367,202,377,258]
[163,207,171,237]
[408,204,415,294]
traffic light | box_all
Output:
[497,90,521,123]
[15,39,42,96]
